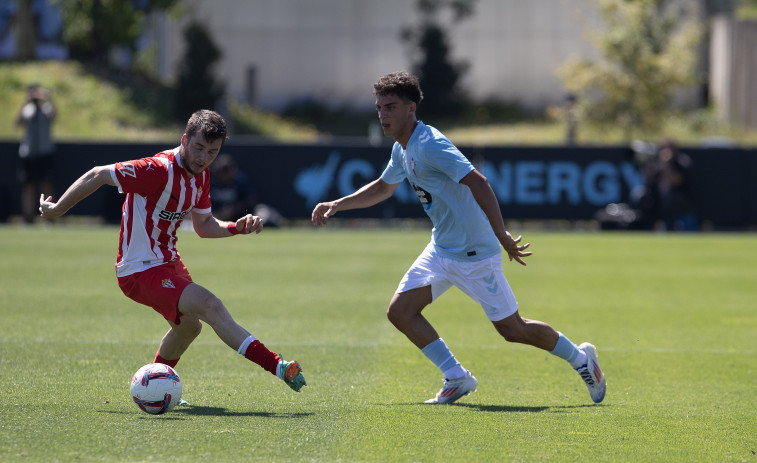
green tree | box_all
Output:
[52,0,177,64]
[15,0,36,60]
[174,21,225,120]
[402,0,476,120]
[736,0,757,18]
[557,0,702,141]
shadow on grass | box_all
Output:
[98,406,313,418]
[172,404,314,418]
[384,402,603,413]
[452,403,602,413]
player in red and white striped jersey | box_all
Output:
[111,147,209,277]
[39,110,306,394]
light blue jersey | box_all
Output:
[381,121,500,262]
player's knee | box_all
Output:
[386,306,407,328]
[198,294,227,321]
[186,319,202,339]
[386,307,398,325]
[172,318,202,343]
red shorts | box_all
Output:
[117,259,193,325]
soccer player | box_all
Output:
[39,110,306,394]
[311,72,605,404]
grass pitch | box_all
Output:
[0,225,755,462]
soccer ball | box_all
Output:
[130,363,182,415]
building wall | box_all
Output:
[710,16,757,128]
[156,0,603,111]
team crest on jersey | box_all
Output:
[119,163,137,179]
[161,278,175,289]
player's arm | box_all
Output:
[460,169,532,266]
[311,178,399,226]
[191,210,263,238]
[39,165,116,219]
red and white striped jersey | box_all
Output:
[109,148,212,277]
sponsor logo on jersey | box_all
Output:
[412,183,432,205]
[158,209,191,221]
[119,163,137,179]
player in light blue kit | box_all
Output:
[311,72,605,404]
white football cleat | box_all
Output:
[424,370,478,404]
[576,342,606,403]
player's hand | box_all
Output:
[39,194,61,219]
[235,214,263,234]
[311,201,338,226]
[500,231,532,266]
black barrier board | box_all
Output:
[0,141,753,227]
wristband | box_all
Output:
[227,223,240,235]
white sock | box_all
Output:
[442,364,467,380]
[236,334,257,355]
[574,350,588,369]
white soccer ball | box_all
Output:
[130,363,182,415]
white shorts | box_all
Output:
[396,243,518,321]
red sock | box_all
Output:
[244,340,281,375]
[154,353,180,368]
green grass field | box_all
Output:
[1,225,755,462]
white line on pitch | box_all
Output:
[0,338,754,355]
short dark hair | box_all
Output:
[185,110,227,144]
[373,72,423,105]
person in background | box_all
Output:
[211,154,284,227]
[16,83,56,223]
[635,138,697,231]
[656,139,697,231]
[211,154,257,222]
[38,110,306,396]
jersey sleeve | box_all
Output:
[380,144,407,184]
[193,172,212,214]
[111,157,168,195]
[421,138,474,183]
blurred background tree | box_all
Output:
[558,0,703,142]
[736,0,757,17]
[15,0,36,60]
[402,0,477,120]
[52,0,178,65]
[173,21,225,120]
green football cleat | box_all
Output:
[277,356,306,392]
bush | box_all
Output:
[174,21,225,121]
